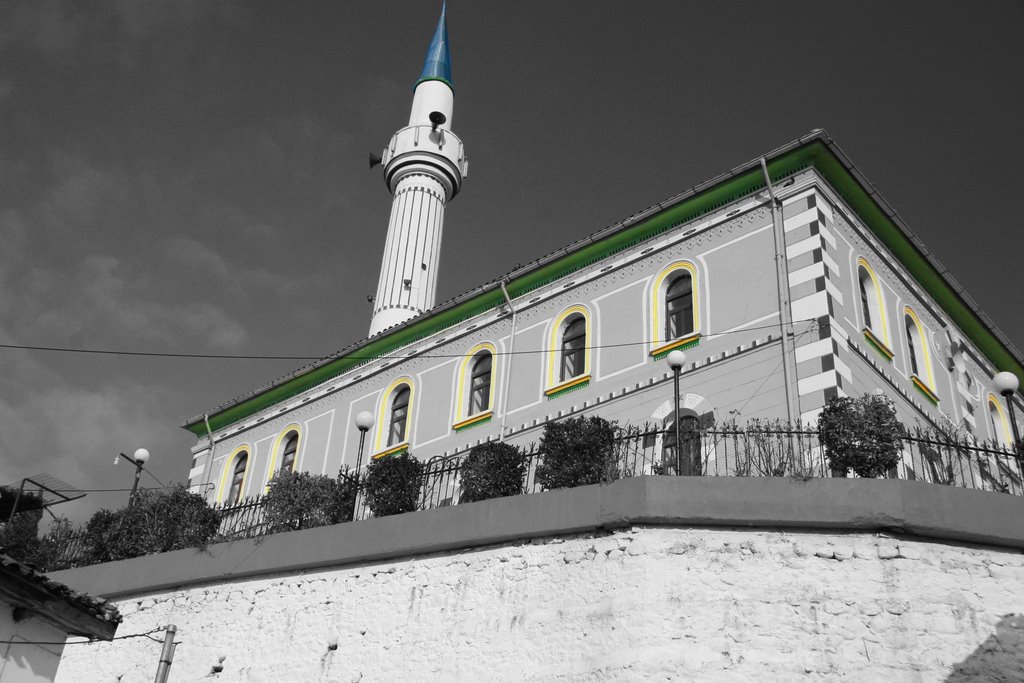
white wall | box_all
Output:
[55,527,1024,682]
[0,606,66,683]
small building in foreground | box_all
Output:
[0,555,120,683]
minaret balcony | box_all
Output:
[382,125,468,199]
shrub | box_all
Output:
[83,485,220,564]
[0,508,44,567]
[363,452,424,517]
[459,441,527,503]
[818,394,903,478]
[263,470,357,531]
[536,416,618,490]
[33,517,81,571]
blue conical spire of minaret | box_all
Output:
[416,2,452,89]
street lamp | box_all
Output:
[994,371,1021,456]
[352,411,375,520]
[666,350,686,476]
[117,448,150,504]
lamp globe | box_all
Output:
[666,350,687,371]
[355,411,375,432]
[994,371,1019,397]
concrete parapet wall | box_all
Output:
[51,477,1024,599]
[49,478,1024,681]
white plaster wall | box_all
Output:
[56,527,1024,682]
[0,607,66,683]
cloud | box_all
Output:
[20,253,248,353]
[0,0,244,66]
[0,104,361,524]
[0,327,189,523]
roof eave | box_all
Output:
[184,129,1023,436]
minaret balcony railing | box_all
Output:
[383,125,468,181]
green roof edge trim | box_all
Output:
[808,145,1024,385]
[185,137,1021,437]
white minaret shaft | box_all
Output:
[372,174,447,332]
[369,4,467,337]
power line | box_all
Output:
[0,342,315,361]
[0,318,814,362]
[0,627,166,646]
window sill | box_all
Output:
[911,375,940,405]
[372,442,409,460]
[453,411,493,432]
[862,328,894,362]
[650,334,701,359]
[545,374,591,399]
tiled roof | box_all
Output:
[0,553,121,636]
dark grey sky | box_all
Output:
[1,1,1022,520]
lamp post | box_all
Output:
[994,371,1021,457]
[352,411,375,520]
[666,350,686,476]
[119,448,150,504]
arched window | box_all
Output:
[905,314,921,377]
[453,343,497,431]
[988,395,1012,447]
[904,307,938,403]
[662,416,701,476]
[388,386,411,447]
[665,273,694,340]
[546,305,592,397]
[469,352,492,415]
[856,259,892,360]
[858,268,876,331]
[904,310,930,380]
[560,315,586,382]
[279,431,299,473]
[374,378,415,456]
[650,261,700,358]
[227,451,248,505]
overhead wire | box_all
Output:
[0,627,166,646]
[0,318,817,363]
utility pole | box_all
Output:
[154,624,177,683]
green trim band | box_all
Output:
[413,76,454,91]
[651,335,701,360]
[372,444,409,460]
[546,379,590,401]
[911,375,940,405]
[186,138,1020,437]
[454,413,492,433]
[863,329,895,362]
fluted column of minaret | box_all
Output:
[371,173,446,331]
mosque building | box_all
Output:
[182,4,1023,505]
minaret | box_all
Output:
[369,2,468,336]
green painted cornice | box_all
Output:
[183,132,1022,437]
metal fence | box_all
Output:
[213,495,273,540]
[614,423,1021,495]
[118,424,1024,538]
[614,423,831,479]
[29,421,1024,569]
[901,427,1022,495]
[407,443,544,519]
[47,527,89,571]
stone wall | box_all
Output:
[55,526,1024,682]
